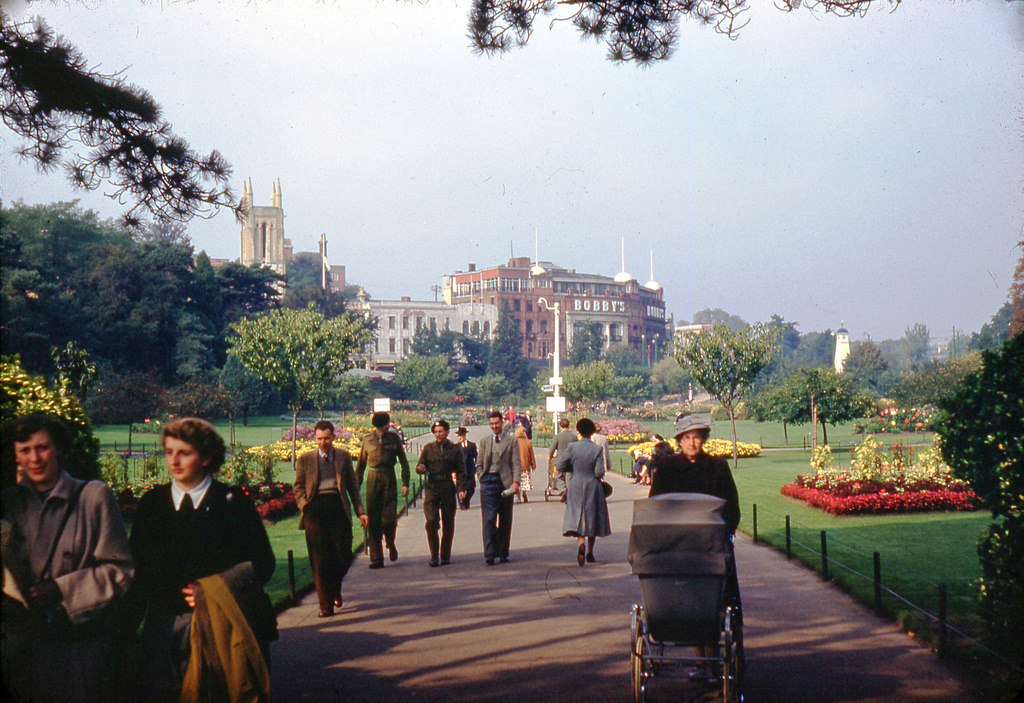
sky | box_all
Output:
[3,0,1023,344]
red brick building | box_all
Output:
[442,257,669,362]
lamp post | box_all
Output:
[537,297,562,429]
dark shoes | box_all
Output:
[500,556,509,563]
[485,557,495,566]
[586,553,595,563]
[389,544,399,562]
[318,608,333,618]
[368,560,384,569]
[577,544,586,567]
[440,558,450,566]
[333,597,343,609]
[429,558,439,567]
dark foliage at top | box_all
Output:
[0,17,240,228]
[469,0,900,64]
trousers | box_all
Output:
[479,474,513,560]
[364,468,398,564]
[423,479,456,561]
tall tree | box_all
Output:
[567,320,603,365]
[903,322,931,367]
[692,308,748,333]
[217,262,283,324]
[393,354,456,406]
[562,360,616,406]
[937,333,1024,666]
[648,356,692,402]
[487,300,529,391]
[673,322,779,468]
[841,340,888,391]
[788,366,875,447]
[219,354,276,428]
[458,373,511,404]
[794,329,835,368]
[227,304,372,468]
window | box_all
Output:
[483,321,490,336]
[513,299,521,312]
[526,300,533,312]
[429,317,436,332]
[403,340,410,355]
[388,316,395,329]
[462,321,469,334]
[389,339,396,353]
[526,320,534,334]
[402,316,409,330]
[472,321,480,336]
[540,319,548,334]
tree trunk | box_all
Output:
[810,394,818,451]
[728,405,739,471]
[821,420,829,447]
[783,422,789,445]
[291,406,300,472]
[127,421,134,455]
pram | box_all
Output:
[543,458,566,502]
[628,493,744,702]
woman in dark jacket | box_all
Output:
[124,418,275,702]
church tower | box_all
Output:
[239,178,290,274]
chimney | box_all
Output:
[468,263,476,272]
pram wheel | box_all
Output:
[631,632,647,703]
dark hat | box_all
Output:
[371,411,390,428]
[673,414,711,439]
[455,426,468,435]
[431,419,450,431]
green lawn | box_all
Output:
[607,444,989,649]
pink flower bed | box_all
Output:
[255,490,298,521]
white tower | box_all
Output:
[834,324,851,373]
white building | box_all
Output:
[351,291,498,371]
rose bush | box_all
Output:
[853,406,939,434]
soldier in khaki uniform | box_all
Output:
[356,412,410,568]
[415,420,465,566]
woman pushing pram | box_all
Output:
[628,415,744,702]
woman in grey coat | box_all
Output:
[556,417,611,566]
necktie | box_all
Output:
[181,493,194,511]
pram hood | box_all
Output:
[628,493,731,576]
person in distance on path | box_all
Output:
[455,426,477,510]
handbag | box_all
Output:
[602,481,613,498]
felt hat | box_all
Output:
[673,414,711,439]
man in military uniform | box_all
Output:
[416,420,464,566]
[357,411,410,568]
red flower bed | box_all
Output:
[256,490,298,521]
[780,483,977,515]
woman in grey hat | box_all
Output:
[649,415,740,533]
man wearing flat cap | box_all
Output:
[649,415,740,533]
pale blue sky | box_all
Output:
[3,0,1022,342]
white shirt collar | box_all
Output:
[171,474,213,510]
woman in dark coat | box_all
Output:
[124,418,276,702]
[556,418,611,566]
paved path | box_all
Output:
[271,428,973,702]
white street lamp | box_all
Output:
[536,297,562,429]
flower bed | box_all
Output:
[853,406,938,434]
[779,484,976,514]
[626,438,762,459]
[596,418,651,444]
[781,436,976,515]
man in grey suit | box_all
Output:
[476,409,521,565]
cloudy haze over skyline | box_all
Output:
[3,0,1022,344]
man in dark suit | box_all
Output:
[294,420,369,617]
[455,426,477,510]
[476,410,521,565]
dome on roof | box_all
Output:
[645,279,661,291]
[530,264,547,276]
[614,270,635,284]
[837,327,849,335]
